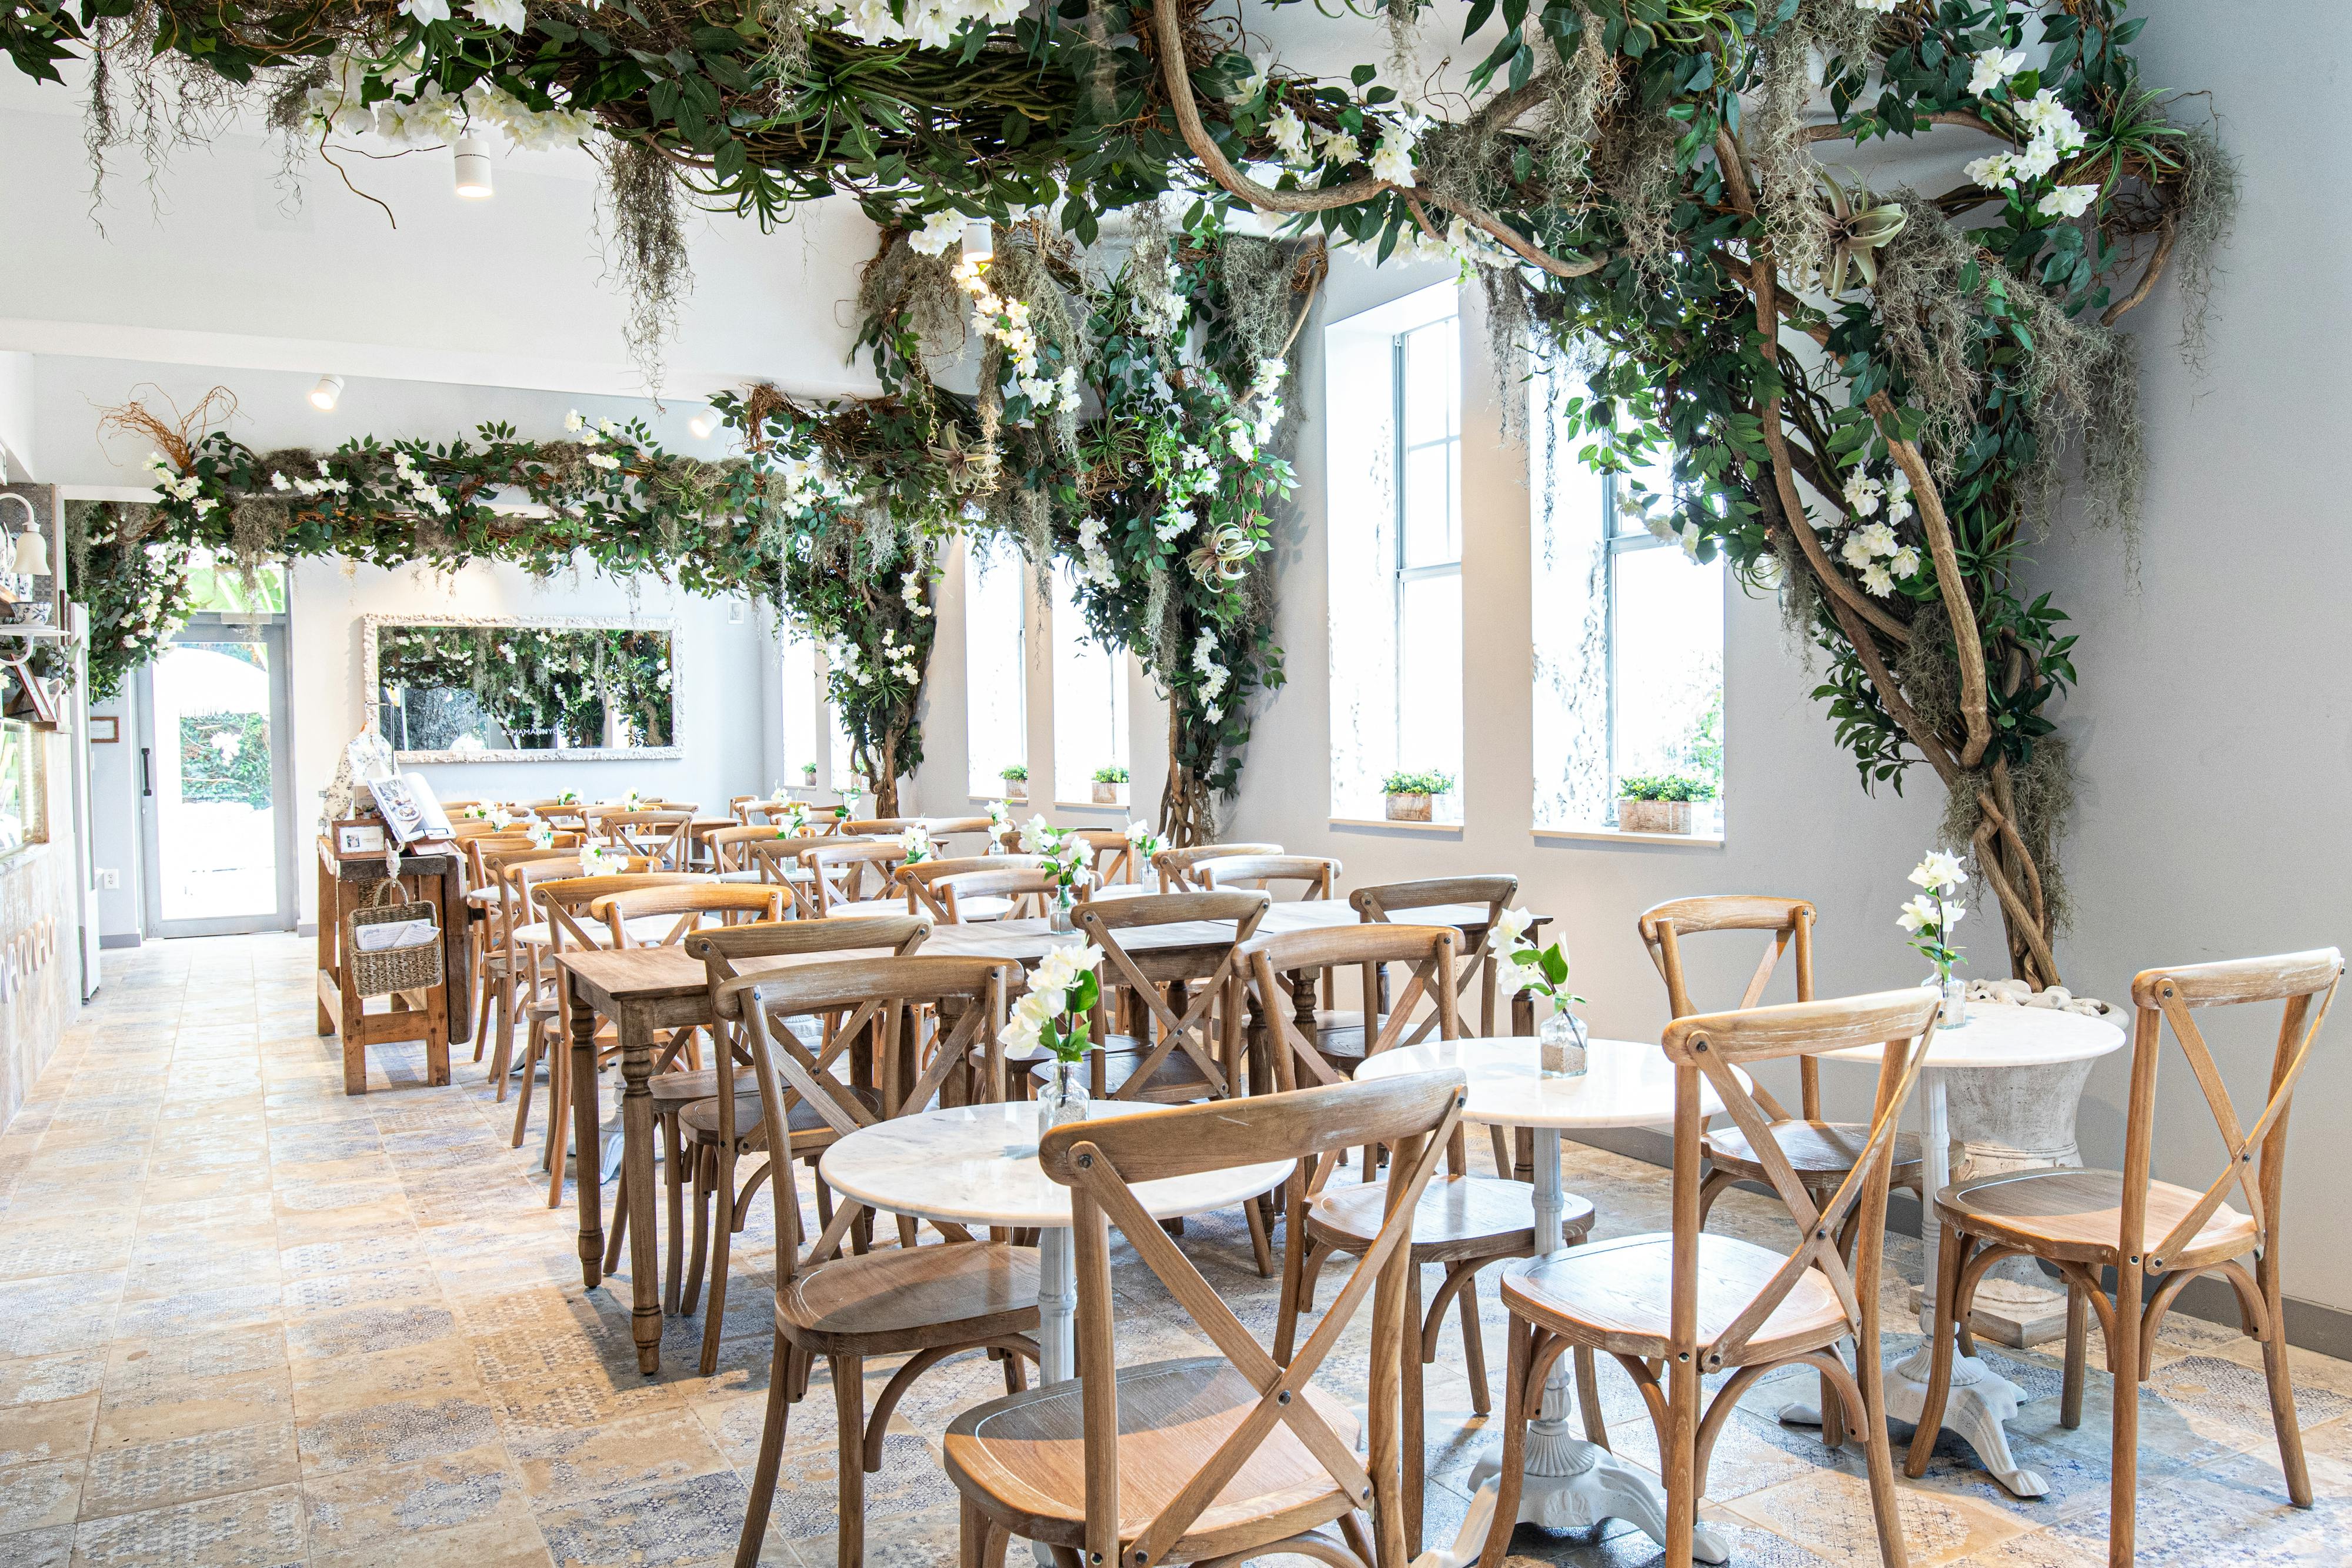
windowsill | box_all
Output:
[970,793,1030,804]
[1533,825,1725,848]
[1329,816,1463,836]
[1053,800,1130,812]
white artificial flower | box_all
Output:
[1370,126,1417,186]
[565,410,586,432]
[401,0,452,21]
[1967,47,2027,96]
[1843,469,1884,516]
[1852,0,1900,11]
[1494,958,1539,995]
[1889,545,1922,578]
[1227,52,1270,105]
[586,452,620,471]
[1909,849,1969,892]
[908,208,966,256]
[1859,561,1896,596]
[1964,152,2017,189]
[1896,894,1940,934]
[1315,128,1362,169]
[1856,521,1899,558]
[1268,106,1310,164]
[1839,533,1876,570]
[2012,139,2061,180]
[1017,815,1053,855]
[467,0,526,30]
[1494,906,1534,951]
[841,0,898,42]
[2037,184,2096,219]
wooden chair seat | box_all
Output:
[1500,1232,1849,1362]
[942,1356,1360,1553]
[1937,1166,2257,1269]
[780,1239,1039,1352]
[1034,1044,1212,1100]
[678,1085,883,1148]
[815,898,916,920]
[1706,1121,1925,1188]
[1307,1172,1570,1262]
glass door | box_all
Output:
[138,619,298,937]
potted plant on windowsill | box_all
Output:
[1091,764,1127,806]
[799,762,816,787]
[1000,764,1027,803]
[1381,770,1454,823]
[1614,772,1716,835]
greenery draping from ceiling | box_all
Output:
[15,0,2231,979]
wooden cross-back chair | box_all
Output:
[942,1072,1464,1568]
[1070,828,1139,888]
[1252,922,1552,1550]
[492,850,656,1101]
[1477,987,1943,1568]
[725,958,1038,1568]
[1640,895,1926,1217]
[510,869,700,1202]
[597,808,697,870]
[1352,875,1520,1040]
[918,815,996,856]
[899,859,1049,924]
[526,800,590,832]
[1197,852,1337,901]
[1151,840,1282,892]
[707,824,786,880]
[842,816,922,836]
[798,840,912,918]
[1907,948,2342,1567]
[468,841,583,1081]
[735,829,862,889]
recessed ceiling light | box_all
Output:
[309,375,343,411]
[453,134,493,200]
[688,408,718,439]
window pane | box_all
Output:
[965,544,1027,795]
[181,547,288,615]
[1051,565,1127,802]
[1610,544,1724,803]
[779,628,818,786]
[1401,318,1459,445]
[1396,568,1463,813]
[1400,444,1456,567]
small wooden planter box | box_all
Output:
[1092,781,1125,805]
[1617,798,1694,834]
[1385,792,1433,822]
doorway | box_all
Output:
[137,618,298,937]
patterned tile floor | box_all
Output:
[0,933,2344,1566]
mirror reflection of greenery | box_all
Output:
[376,625,673,750]
[178,710,272,809]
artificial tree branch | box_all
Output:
[1804,109,2004,144]
[2101,212,2178,325]
[1821,588,1959,786]
[1970,813,2060,986]
[1713,131,1911,645]
[1864,390,1994,766]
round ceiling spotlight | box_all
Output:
[688,408,719,440]
[453,134,494,200]
[308,375,344,412]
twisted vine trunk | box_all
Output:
[1158,708,1213,849]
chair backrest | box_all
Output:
[1662,989,1941,1372]
[1353,875,1519,1039]
[1199,853,1337,901]
[800,840,910,913]
[843,817,922,835]
[1075,890,1270,1100]
[597,808,697,869]
[1037,1072,1466,1566]
[933,865,1059,923]
[1071,828,1139,886]
[2122,949,2341,1275]
[899,856,1048,921]
[1152,841,1284,893]
[1639,895,1816,1121]
[919,815,996,853]
[1247,923,1457,1089]
[590,882,788,947]
[705,823,776,872]
[529,871,705,951]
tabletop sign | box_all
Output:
[332,819,388,858]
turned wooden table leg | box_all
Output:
[617,1005,663,1374]
[571,978,606,1291]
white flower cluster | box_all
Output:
[1964,88,2092,217]
[1191,628,1228,723]
[899,567,932,619]
[1850,0,1901,12]
[1074,515,1119,589]
[878,626,920,683]
[769,452,846,518]
[307,47,594,152]
[1016,366,1082,418]
[1834,464,1920,596]
[578,843,622,877]
[908,209,967,256]
[950,252,1077,425]
[1122,817,1163,863]
[1967,46,2026,97]
[1016,816,1092,892]
[267,460,353,502]
[1490,906,1553,996]
[1003,941,1103,1060]
[1369,109,1429,187]
[143,452,215,517]
[389,448,453,516]
[1898,849,1968,939]
[897,823,933,865]
[399,0,524,28]
[1133,259,1186,338]
[565,411,626,472]
[839,0,1020,51]
[1262,95,1422,186]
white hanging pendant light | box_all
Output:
[453,134,494,200]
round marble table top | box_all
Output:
[1824,1001,2124,1069]
[1355,1036,1737,1131]
[820,1101,1289,1230]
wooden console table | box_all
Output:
[313,838,471,1093]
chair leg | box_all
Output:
[734,1329,795,1568]
[542,1030,569,1209]
[832,1356,865,1568]
[663,1113,688,1315]
[1403,1262,1425,1557]
[1476,1319,1534,1568]
[1904,1222,1969,1478]
[509,1032,538,1147]
[489,972,519,1102]
[1487,1124,1512,1179]
[2109,1262,2144,1568]
[603,1170,628,1275]
[1241,1197,1274,1279]
[1695,1166,1739,1226]
[701,1145,736,1376]
[2061,1282,2089,1430]
[683,1145,713,1317]
[1573,1346,1608,1448]
[2256,1249,2313,1507]
[1663,1345,1702,1568]
[958,1493,989,1568]
[1453,1270,1491,1417]
[1821,1353,1909,1568]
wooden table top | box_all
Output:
[557,898,1520,1007]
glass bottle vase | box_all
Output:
[1925,971,1970,1029]
[1036,1057,1090,1138]
[1539,1007,1589,1079]
[1049,886,1076,933]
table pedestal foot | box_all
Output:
[1876,1336,2047,1498]
[1465,1365,1729,1564]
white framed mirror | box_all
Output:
[362,614,681,763]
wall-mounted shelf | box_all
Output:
[0,627,71,642]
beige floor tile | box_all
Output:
[77,1420,301,1520]
[289,1337,487,1422]
[1728,1465,2030,1568]
[509,1407,733,1508]
[309,1512,554,1568]
[300,1441,531,1551]
[0,1352,106,1408]
[0,1457,84,1532]
[68,1480,306,1567]
[0,1395,97,1470]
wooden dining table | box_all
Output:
[557,897,1527,1373]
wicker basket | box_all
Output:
[345,880,443,999]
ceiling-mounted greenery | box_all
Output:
[17,0,2229,978]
